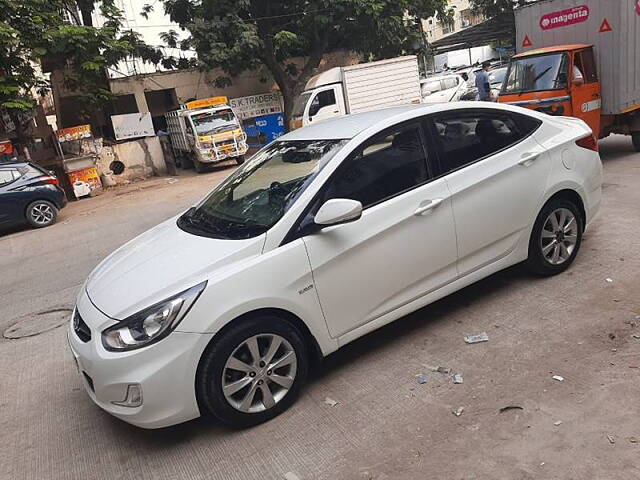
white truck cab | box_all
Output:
[290,56,422,130]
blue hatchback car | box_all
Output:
[0,161,67,229]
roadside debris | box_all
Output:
[632,334,640,339]
[324,397,339,407]
[415,374,428,384]
[605,278,613,283]
[422,364,451,374]
[554,421,562,426]
[499,405,524,413]
[464,332,489,344]
[284,472,301,480]
[452,374,464,384]
[166,178,179,184]
[608,333,616,339]
[629,437,638,444]
[452,406,464,417]
[552,375,564,382]
[607,434,615,445]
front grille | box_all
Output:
[73,309,91,343]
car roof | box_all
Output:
[513,44,592,58]
[280,102,541,141]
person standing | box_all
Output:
[475,61,492,101]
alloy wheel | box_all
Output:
[222,334,297,413]
[31,203,55,225]
[540,207,578,265]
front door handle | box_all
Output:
[518,152,540,166]
[414,198,443,216]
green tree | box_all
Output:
[161,0,449,128]
[0,0,164,141]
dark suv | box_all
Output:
[0,162,67,229]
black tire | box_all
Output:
[196,315,309,428]
[235,155,245,165]
[194,159,208,173]
[632,132,640,152]
[525,198,583,276]
[25,200,58,228]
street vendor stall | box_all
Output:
[53,125,102,199]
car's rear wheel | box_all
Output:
[196,315,308,428]
[525,198,583,276]
[26,200,58,228]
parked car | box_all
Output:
[421,74,468,103]
[0,162,67,229]
[461,66,508,101]
[68,103,602,429]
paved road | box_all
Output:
[1,137,639,479]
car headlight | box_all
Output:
[101,281,206,352]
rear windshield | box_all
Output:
[502,53,569,94]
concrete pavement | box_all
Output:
[1,136,639,479]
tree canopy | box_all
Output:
[0,0,166,140]
[162,0,450,127]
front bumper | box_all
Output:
[67,289,213,429]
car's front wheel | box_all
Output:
[525,198,583,276]
[26,200,58,228]
[196,315,308,428]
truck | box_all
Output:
[498,0,640,151]
[290,56,422,130]
[165,96,248,173]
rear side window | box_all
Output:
[323,124,430,209]
[422,80,442,95]
[442,77,458,89]
[430,110,536,175]
[0,169,20,186]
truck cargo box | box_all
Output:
[342,56,421,114]
[514,0,640,114]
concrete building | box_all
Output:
[422,0,484,42]
[91,0,195,77]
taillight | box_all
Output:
[41,176,59,185]
[576,134,599,152]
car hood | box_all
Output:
[86,216,265,319]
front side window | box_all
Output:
[502,53,569,94]
[190,109,238,136]
[178,139,347,239]
[308,89,336,117]
[431,111,524,174]
[574,48,598,84]
[323,124,430,209]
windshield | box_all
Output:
[191,109,237,135]
[177,139,348,239]
[502,53,569,94]
[292,92,312,118]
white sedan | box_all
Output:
[68,103,602,428]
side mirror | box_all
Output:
[572,78,584,87]
[314,198,362,228]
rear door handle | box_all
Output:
[518,152,540,166]
[414,198,443,216]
